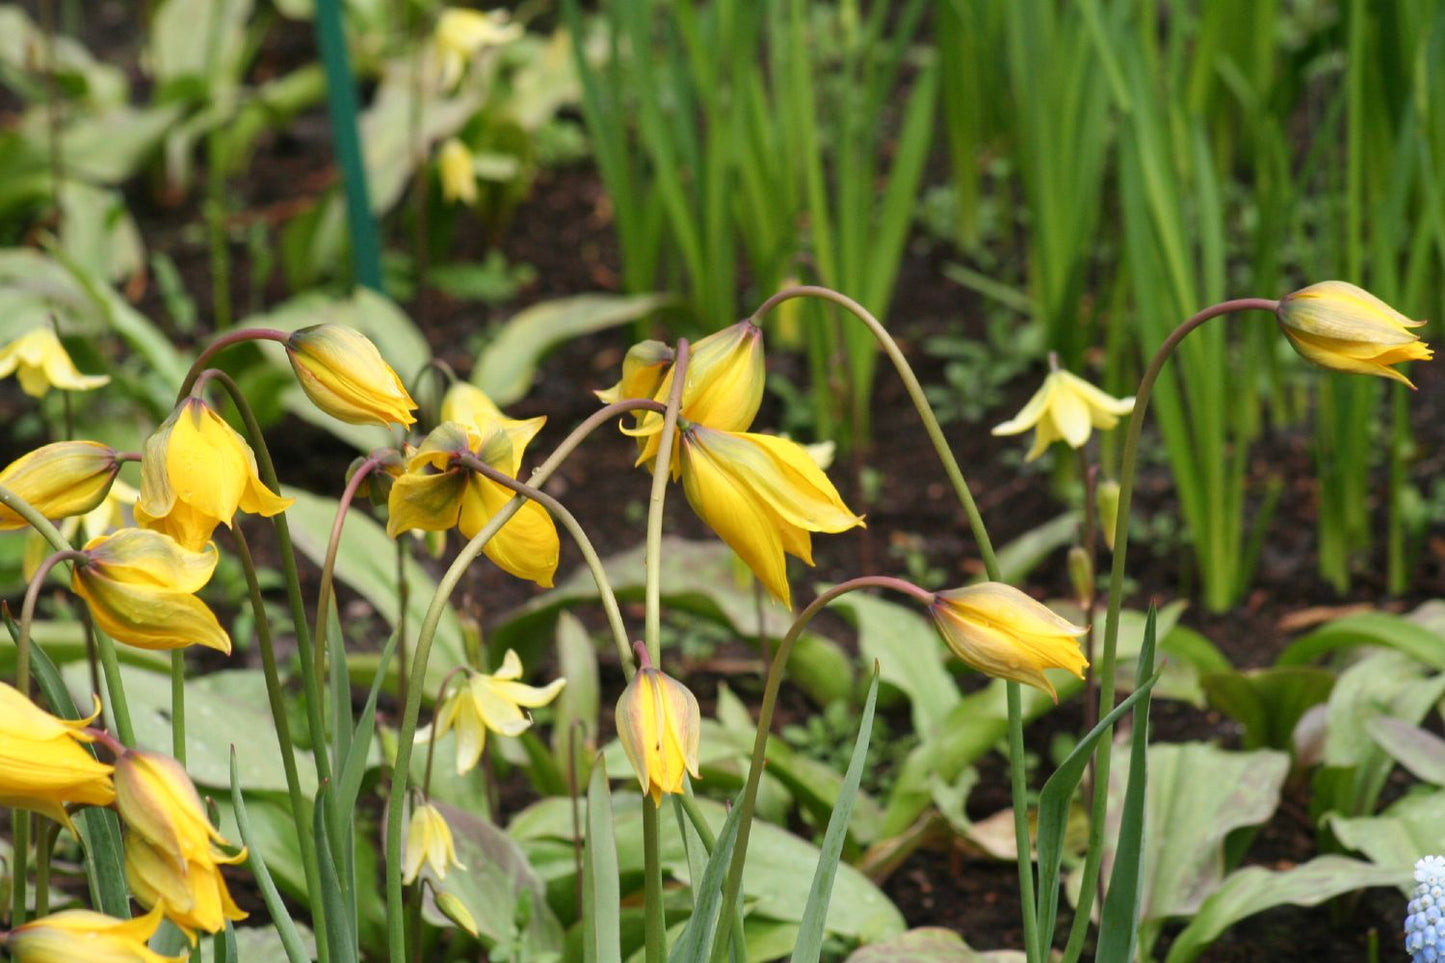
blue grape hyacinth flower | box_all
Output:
[1407,855,1445,961]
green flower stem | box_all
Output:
[313,454,387,706]
[384,396,668,962]
[749,287,1042,955]
[1062,297,1278,961]
[457,456,635,674]
[643,339,690,664]
[10,811,29,926]
[750,286,1000,577]
[16,550,87,699]
[33,820,55,918]
[176,328,290,400]
[640,339,688,963]
[229,525,329,963]
[205,370,331,791]
[171,651,186,764]
[716,576,933,957]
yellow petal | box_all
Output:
[287,324,418,427]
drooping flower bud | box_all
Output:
[285,324,418,428]
[1096,479,1121,553]
[930,583,1088,702]
[1275,280,1432,387]
[403,801,466,884]
[615,659,701,806]
[5,905,183,963]
[0,441,120,531]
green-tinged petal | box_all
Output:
[80,529,218,594]
[74,575,231,653]
[387,469,467,536]
[1278,280,1423,340]
[452,703,487,774]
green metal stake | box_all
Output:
[314,0,385,292]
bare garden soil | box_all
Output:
[8,8,1444,957]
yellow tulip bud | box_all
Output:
[615,661,701,806]
[434,7,522,90]
[71,528,231,653]
[434,890,480,937]
[1096,479,1121,552]
[285,323,418,428]
[1067,545,1094,606]
[0,441,120,531]
[0,682,114,832]
[0,327,109,398]
[992,369,1135,462]
[403,801,466,884]
[113,749,247,940]
[930,583,1088,702]
[5,905,185,963]
[438,138,479,205]
[1275,280,1433,387]
[135,397,293,551]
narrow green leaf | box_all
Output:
[337,627,399,815]
[229,752,310,963]
[791,665,882,963]
[1096,606,1159,962]
[314,785,357,963]
[667,793,746,963]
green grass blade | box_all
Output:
[313,784,357,963]
[671,791,746,963]
[1096,606,1160,962]
[789,665,881,963]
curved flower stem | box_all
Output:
[383,396,669,962]
[457,456,634,674]
[204,370,331,790]
[171,652,186,765]
[11,547,85,926]
[229,525,328,963]
[1062,297,1278,961]
[176,328,290,400]
[313,454,387,702]
[715,576,933,957]
[640,339,688,963]
[751,286,1000,577]
[749,286,1044,956]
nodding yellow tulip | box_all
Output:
[386,422,559,586]
[421,649,566,774]
[0,441,121,531]
[440,382,545,470]
[434,7,522,90]
[991,369,1135,462]
[403,801,466,884]
[930,583,1088,702]
[71,528,231,654]
[134,397,292,551]
[0,327,109,398]
[0,682,114,831]
[1275,281,1433,387]
[615,663,701,806]
[678,425,864,609]
[285,324,418,427]
[4,905,185,963]
[113,750,247,940]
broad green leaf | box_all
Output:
[843,927,1024,962]
[150,0,254,86]
[1100,742,1288,922]
[58,180,144,282]
[200,925,317,963]
[48,104,186,185]
[283,487,467,686]
[474,293,674,405]
[985,511,1080,585]
[825,592,960,737]
[1278,611,1445,671]
[1201,665,1335,751]
[423,800,566,955]
[492,538,795,660]
[63,663,318,795]
[1366,716,1445,785]
[1163,857,1406,963]
[552,612,601,785]
[1328,789,1445,879]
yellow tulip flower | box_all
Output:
[992,369,1135,462]
[440,382,546,469]
[23,478,138,581]
[113,750,247,940]
[285,324,419,428]
[422,649,566,774]
[1275,280,1433,387]
[403,801,466,884]
[0,327,109,398]
[0,682,114,831]
[615,663,701,806]
[434,7,522,90]
[0,441,121,531]
[71,528,231,653]
[386,422,559,586]
[930,583,1088,701]
[679,425,863,608]
[5,905,185,963]
[134,397,293,551]
[438,138,479,206]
